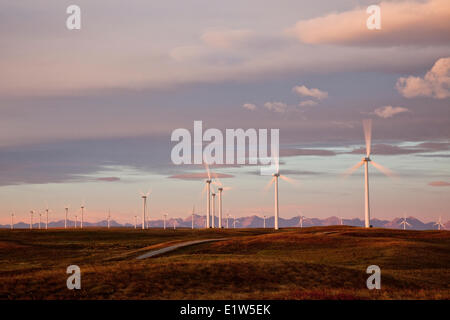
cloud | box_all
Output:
[96,177,120,182]
[243,103,257,111]
[287,0,450,47]
[168,172,234,180]
[280,148,336,157]
[428,181,450,187]
[264,102,288,113]
[396,57,450,99]
[299,100,318,107]
[201,29,254,49]
[373,106,410,118]
[293,85,328,100]
[348,144,426,155]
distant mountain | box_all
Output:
[1,214,448,231]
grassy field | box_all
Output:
[0,226,449,299]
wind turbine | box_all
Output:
[226,213,230,229]
[434,216,445,230]
[163,213,168,230]
[140,190,151,230]
[211,192,216,228]
[11,213,14,230]
[80,205,85,229]
[173,220,176,230]
[45,208,49,230]
[233,216,237,229]
[134,215,137,229]
[75,215,78,228]
[107,210,111,229]
[203,162,212,229]
[265,159,295,230]
[30,210,34,230]
[400,213,411,230]
[299,215,307,228]
[64,206,69,229]
[191,205,195,229]
[38,212,42,229]
[345,119,394,228]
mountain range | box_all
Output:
[1,215,448,230]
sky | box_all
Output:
[1,0,449,224]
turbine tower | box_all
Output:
[345,119,394,228]
[218,188,223,228]
[107,210,111,229]
[265,161,294,230]
[45,208,49,230]
[75,215,78,228]
[80,205,85,229]
[11,213,14,230]
[140,190,151,230]
[64,206,69,229]
[434,216,445,230]
[38,213,42,229]
[211,192,216,228]
[226,213,230,229]
[400,213,411,230]
[163,213,167,230]
[263,215,266,229]
[192,205,195,229]
[30,210,34,230]
[134,215,137,229]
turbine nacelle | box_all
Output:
[363,157,371,162]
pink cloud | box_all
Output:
[428,181,450,187]
[287,0,450,47]
[396,57,450,99]
[373,106,410,118]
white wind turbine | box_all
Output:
[434,216,445,230]
[163,213,168,230]
[211,192,216,228]
[64,206,69,229]
[45,207,50,230]
[226,213,231,229]
[299,215,309,228]
[38,212,42,229]
[191,205,195,229]
[80,205,85,229]
[213,181,231,229]
[140,190,151,230]
[75,215,78,228]
[233,216,237,229]
[11,213,14,230]
[345,119,394,228]
[30,210,34,230]
[265,159,295,230]
[400,213,411,230]
[134,215,137,229]
[203,162,213,228]
[107,210,111,229]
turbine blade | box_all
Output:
[280,174,298,186]
[203,160,211,180]
[264,177,275,191]
[371,161,396,178]
[343,161,364,178]
[363,119,372,157]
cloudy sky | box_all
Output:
[1,0,449,224]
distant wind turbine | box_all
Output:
[134,215,137,229]
[192,205,195,229]
[11,213,14,230]
[45,208,49,230]
[233,216,237,229]
[299,215,308,228]
[107,210,111,229]
[203,162,212,228]
[344,119,394,228]
[163,213,168,230]
[400,213,411,230]
[38,212,42,229]
[64,206,69,229]
[434,216,445,230]
[30,210,34,230]
[75,215,78,228]
[265,159,295,230]
[211,192,216,228]
[80,205,85,229]
[226,213,230,229]
[140,190,151,230]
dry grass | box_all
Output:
[0,226,449,299]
